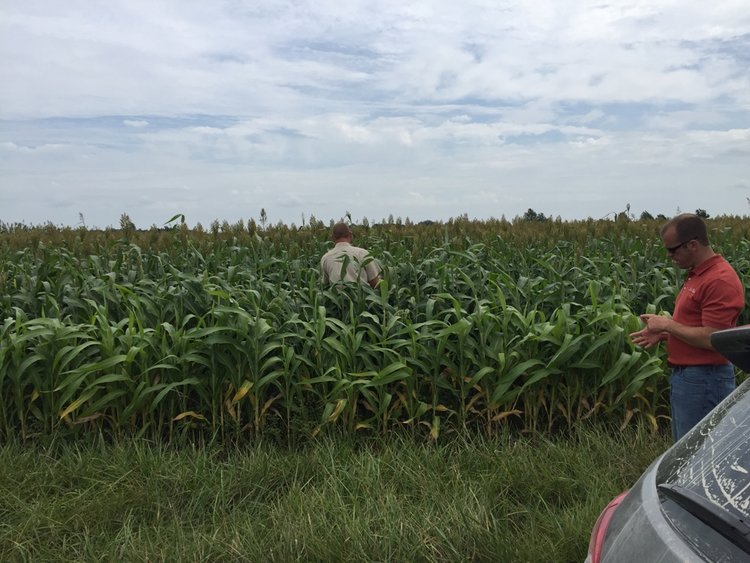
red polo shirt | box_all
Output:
[668,255,744,365]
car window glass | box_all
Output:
[659,498,750,562]
[656,379,750,558]
[657,379,750,518]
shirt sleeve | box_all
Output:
[320,256,329,284]
[363,254,381,281]
[700,278,744,329]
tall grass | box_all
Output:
[0,426,670,562]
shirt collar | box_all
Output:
[690,254,722,277]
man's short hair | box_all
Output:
[661,213,709,246]
[331,222,352,240]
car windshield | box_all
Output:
[656,378,750,559]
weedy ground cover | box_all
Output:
[0,426,670,562]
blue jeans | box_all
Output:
[670,364,736,441]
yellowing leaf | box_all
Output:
[491,409,523,422]
[74,413,104,425]
[173,411,207,422]
[231,380,253,404]
[620,409,635,430]
[429,416,440,441]
[326,399,347,423]
[59,397,86,419]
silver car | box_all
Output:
[586,326,750,562]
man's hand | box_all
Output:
[639,313,673,333]
[630,326,665,349]
[634,313,717,350]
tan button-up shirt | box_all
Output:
[320,242,381,286]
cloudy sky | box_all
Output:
[1,1,749,228]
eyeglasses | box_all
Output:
[665,239,694,254]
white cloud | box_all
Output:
[1,1,749,226]
[124,119,149,128]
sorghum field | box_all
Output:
[0,215,748,561]
[1,215,749,443]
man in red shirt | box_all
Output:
[630,214,744,440]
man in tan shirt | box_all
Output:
[320,222,382,288]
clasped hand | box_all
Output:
[630,314,671,349]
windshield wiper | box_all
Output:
[658,483,750,554]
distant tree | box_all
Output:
[523,208,548,222]
[259,208,267,229]
[695,208,710,219]
[119,213,135,231]
[657,214,668,221]
[640,211,654,220]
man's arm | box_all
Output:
[362,253,382,289]
[639,314,717,350]
[320,257,330,285]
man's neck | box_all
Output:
[692,247,717,269]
